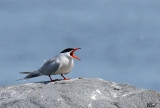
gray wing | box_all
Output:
[39,58,60,75]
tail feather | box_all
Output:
[20,72,32,74]
[18,71,42,80]
[25,71,41,79]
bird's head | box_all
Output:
[61,48,81,60]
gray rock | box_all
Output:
[0,78,160,108]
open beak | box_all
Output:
[70,48,81,60]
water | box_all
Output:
[0,0,160,92]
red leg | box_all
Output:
[61,74,69,80]
[49,75,56,82]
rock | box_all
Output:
[0,78,160,108]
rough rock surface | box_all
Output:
[0,78,160,108]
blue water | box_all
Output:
[0,0,160,92]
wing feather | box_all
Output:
[40,57,60,75]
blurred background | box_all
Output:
[0,0,160,92]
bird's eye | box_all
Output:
[70,52,73,56]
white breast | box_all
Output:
[54,53,74,75]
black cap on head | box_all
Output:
[60,48,74,53]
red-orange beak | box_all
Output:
[70,48,81,60]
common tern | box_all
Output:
[20,48,81,81]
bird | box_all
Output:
[20,48,81,81]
